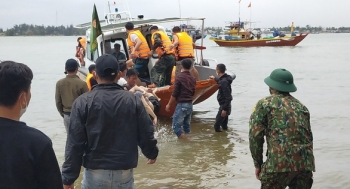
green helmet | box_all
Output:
[264,68,297,92]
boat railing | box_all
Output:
[104,11,132,25]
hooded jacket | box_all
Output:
[215,73,233,111]
[62,83,159,185]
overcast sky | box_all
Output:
[1,0,349,30]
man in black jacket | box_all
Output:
[62,54,159,189]
[210,63,233,132]
[0,61,62,188]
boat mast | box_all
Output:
[178,0,183,26]
[178,0,182,18]
[124,0,132,18]
[108,1,111,13]
[238,0,241,36]
[249,2,252,29]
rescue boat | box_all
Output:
[74,9,236,117]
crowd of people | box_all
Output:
[0,21,315,189]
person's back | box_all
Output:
[55,59,88,133]
[0,61,62,188]
[0,119,62,188]
[166,59,196,139]
[252,94,314,171]
[249,68,314,189]
[149,26,176,87]
[62,54,158,189]
[171,26,200,81]
[125,22,150,78]
[174,70,196,102]
[73,84,155,166]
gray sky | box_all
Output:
[1,0,349,30]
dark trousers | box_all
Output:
[260,171,313,189]
[134,58,149,78]
[150,54,175,87]
[214,106,231,131]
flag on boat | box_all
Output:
[248,2,251,7]
[90,4,102,52]
[291,22,294,34]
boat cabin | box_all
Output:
[74,11,236,117]
[76,13,218,85]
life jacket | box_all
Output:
[79,37,86,50]
[151,30,174,58]
[86,73,94,91]
[127,30,150,58]
[173,32,194,60]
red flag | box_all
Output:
[248,2,251,7]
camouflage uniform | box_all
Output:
[249,68,315,189]
[150,33,176,87]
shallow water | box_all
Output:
[0,33,349,188]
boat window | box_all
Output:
[86,42,92,60]
[101,38,128,60]
[86,42,99,62]
[93,49,99,62]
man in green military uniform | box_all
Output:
[249,68,315,189]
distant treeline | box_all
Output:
[0,24,85,36]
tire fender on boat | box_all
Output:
[201,59,210,66]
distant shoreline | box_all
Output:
[0,33,349,37]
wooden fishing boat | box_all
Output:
[212,33,308,47]
[74,9,236,117]
[212,21,308,47]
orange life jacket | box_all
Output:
[127,30,150,58]
[173,32,194,60]
[86,73,94,91]
[79,37,86,50]
[151,30,174,58]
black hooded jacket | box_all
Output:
[62,83,159,185]
[215,73,233,111]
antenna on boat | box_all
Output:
[123,0,132,19]
[108,1,111,14]
[178,0,182,26]
[178,0,182,18]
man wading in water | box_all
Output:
[249,68,315,189]
[62,54,159,189]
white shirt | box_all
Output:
[117,78,127,86]
[130,34,138,43]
